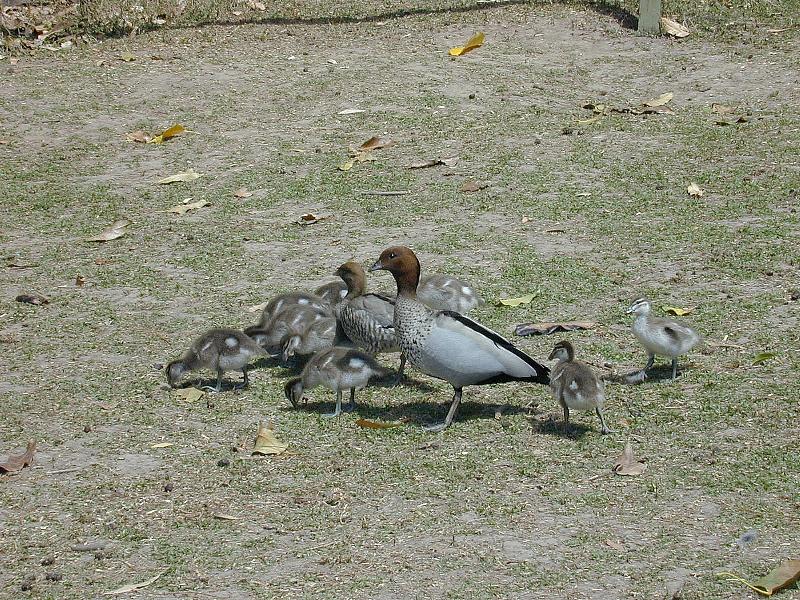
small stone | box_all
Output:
[83,425,91,433]
[40,556,55,566]
[164,482,174,492]
[217,458,230,468]
[45,572,63,582]
[468,92,476,99]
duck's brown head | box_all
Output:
[548,340,575,362]
[369,246,420,296]
[335,261,367,297]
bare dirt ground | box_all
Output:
[1,3,799,599]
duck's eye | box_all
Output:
[389,252,397,259]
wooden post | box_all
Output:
[638,0,662,35]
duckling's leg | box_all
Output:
[323,390,343,418]
[562,403,570,431]
[671,357,679,380]
[343,388,356,413]
[233,367,250,390]
[202,369,225,393]
[424,387,462,432]
[596,407,612,434]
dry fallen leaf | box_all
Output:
[643,92,674,108]
[449,32,485,56]
[119,51,136,62]
[716,115,749,126]
[460,180,488,193]
[298,213,328,225]
[104,571,166,595]
[360,136,394,151]
[170,199,210,215]
[126,130,150,143]
[687,182,705,197]
[86,220,130,242]
[355,418,405,429]
[662,306,693,316]
[604,539,626,552]
[661,17,690,38]
[233,187,253,198]
[158,169,202,184]
[408,157,459,169]
[247,302,269,313]
[173,387,204,402]
[75,274,86,286]
[150,442,174,449]
[514,321,596,336]
[498,294,535,307]
[147,124,185,144]
[212,513,238,520]
[0,440,37,473]
[337,108,365,115]
[711,103,735,115]
[15,293,49,306]
[718,560,800,597]
[613,443,647,476]
[252,420,288,456]
[752,352,776,366]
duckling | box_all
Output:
[284,346,391,417]
[370,246,549,431]
[548,340,610,434]
[166,328,266,392]
[245,304,329,355]
[334,261,406,374]
[627,298,700,380]
[280,316,341,362]
[314,281,349,305]
[417,274,484,314]
[258,292,331,329]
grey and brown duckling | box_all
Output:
[417,274,484,314]
[280,316,344,362]
[284,346,391,418]
[370,246,549,432]
[627,298,700,380]
[245,304,329,355]
[334,261,406,374]
[166,328,266,393]
[313,280,349,305]
[548,340,610,434]
[257,292,332,329]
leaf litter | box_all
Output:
[449,32,485,56]
[408,157,459,169]
[498,294,535,307]
[718,559,800,597]
[0,440,37,473]
[173,388,204,402]
[170,199,210,215]
[158,168,202,184]
[147,124,185,144]
[662,306,694,316]
[687,182,705,197]
[339,136,393,171]
[613,443,647,476]
[86,220,129,242]
[103,570,166,595]
[514,321,596,336]
[252,420,288,456]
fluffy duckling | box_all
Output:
[284,346,391,417]
[245,304,329,355]
[280,316,340,361]
[627,298,700,380]
[258,292,331,329]
[166,328,266,392]
[334,261,405,374]
[417,274,484,314]
[370,246,549,431]
[548,340,610,434]
[314,281,349,305]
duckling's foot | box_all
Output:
[623,370,648,385]
[323,391,343,418]
[423,388,462,433]
[201,384,223,393]
[423,421,449,433]
[342,389,356,413]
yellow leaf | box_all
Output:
[497,294,535,307]
[150,442,174,449]
[147,124,185,144]
[338,158,355,171]
[170,199,210,215]
[449,32,485,56]
[643,92,673,107]
[119,51,136,62]
[662,306,693,316]
[173,387,204,402]
[252,420,287,456]
[687,182,704,197]
[104,571,166,595]
[718,559,800,597]
[158,168,202,184]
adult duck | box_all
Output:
[370,246,549,431]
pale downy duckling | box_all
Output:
[627,298,700,380]
[258,292,331,329]
[245,304,329,355]
[314,280,349,305]
[417,274,484,314]
[280,316,341,361]
[166,328,266,392]
[334,261,406,374]
[284,346,391,417]
[370,246,549,432]
[548,340,610,434]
